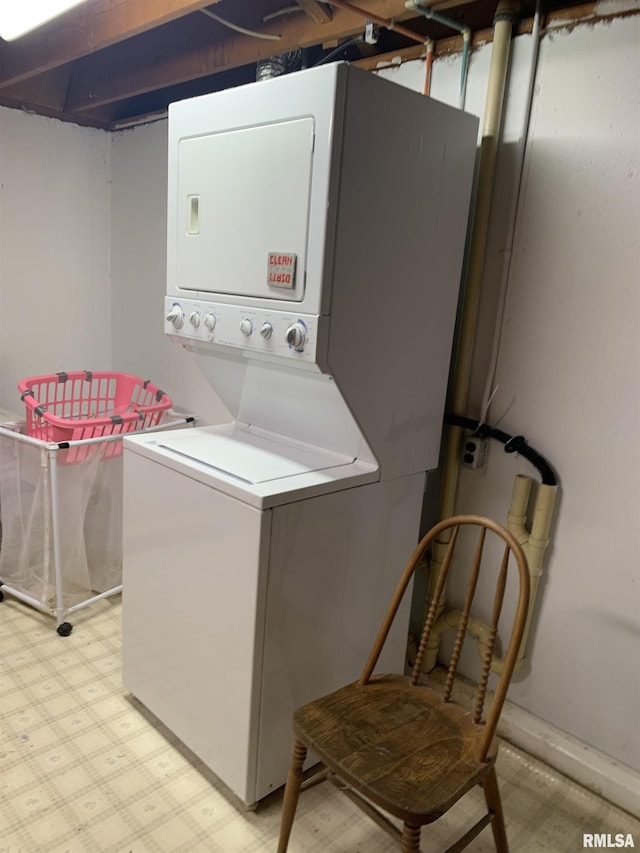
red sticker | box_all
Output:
[267,252,296,289]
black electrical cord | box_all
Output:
[313,36,363,66]
[444,413,558,486]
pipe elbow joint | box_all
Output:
[494,0,520,22]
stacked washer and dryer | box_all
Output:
[122,63,478,807]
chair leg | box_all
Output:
[277,739,308,853]
[401,823,421,853]
[483,766,509,853]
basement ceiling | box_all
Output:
[0,0,613,130]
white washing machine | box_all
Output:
[122,63,478,807]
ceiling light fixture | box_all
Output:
[0,0,88,41]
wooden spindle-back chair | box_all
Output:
[277,514,530,853]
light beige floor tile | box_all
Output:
[47,764,97,799]
[10,718,62,750]
[68,727,117,756]
[23,809,82,849]
[0,760,41,797]
[77,810,153,853]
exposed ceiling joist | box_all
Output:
[297,0,334,23]
[0,0,630,129]
[64,0,422,114]
[0,0,223,88]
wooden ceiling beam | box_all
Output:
[296,0,333,23]
[0,66,73,111]
[0,0,223,88]
[65,0,430,113]
[0,90,110,129]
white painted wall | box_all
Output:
[380,17,640,772]
[0,12,636,776]
[0,108,111,409]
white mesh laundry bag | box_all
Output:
[0,434,123,607]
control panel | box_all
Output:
[165,297,320,363]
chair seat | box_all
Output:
[279,516,530,853]
[293,674,497,824]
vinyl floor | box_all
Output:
[1,595,638,853]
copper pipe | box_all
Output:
[423,38,434,94]
[326,0,427,45]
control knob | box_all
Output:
[189,311,200,328]
[260,322,273,340]
[239,319,253,336]
[203,313,216,332]
[285,322,307,350]
[166,304,184,329]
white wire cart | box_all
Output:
[0,413,195,635]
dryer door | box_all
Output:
[175,117,314,301]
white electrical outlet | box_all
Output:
[461,433,487,470]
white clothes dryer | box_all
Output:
[122,63,478,807]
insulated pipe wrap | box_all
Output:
[438,1,519,530]
[422,5,519,673]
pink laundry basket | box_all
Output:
[18,371,172,462]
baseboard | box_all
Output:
[419,666,640,819]
[498,701,640,820]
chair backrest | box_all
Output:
[359,514,530,761]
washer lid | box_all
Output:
[155,425,354,485]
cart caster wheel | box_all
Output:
[57,622,73,637]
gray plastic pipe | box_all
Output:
[480,0,542,422]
